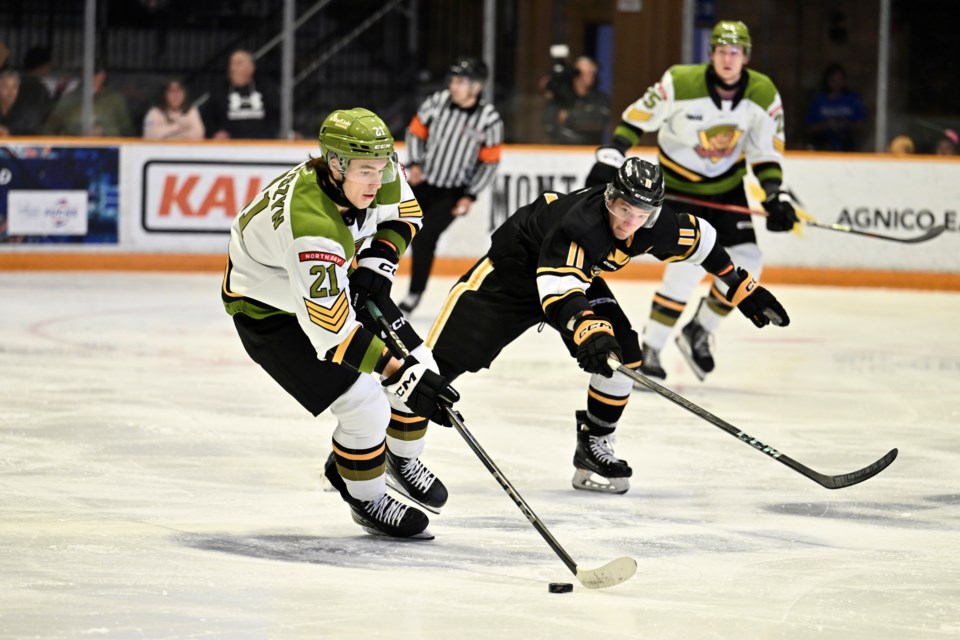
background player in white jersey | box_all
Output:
[427,159,789,494]
[586,20,799,384]
[222,108,459,539]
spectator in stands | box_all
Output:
[42,60,135,137]
[16,46,65,126]
[888,135,915,155]
[804,63,866,152]
[542,55,611,145]
[0,70,44,136]
[142,78,205,140]
[202,49,279,139]
[0,41,9,71]
[934,129,958,156]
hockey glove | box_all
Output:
[382,356,461,426]
[762,190,800,232]
[724,268,791,328]
[349,241,398,311]
[572,313,622,377]
[584,146,625,187]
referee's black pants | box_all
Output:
[408,183,465,296]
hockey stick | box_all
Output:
[367,301,637,589]
[610,358,898,489]
[664,192,946,244]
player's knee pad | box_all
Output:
[590,370,634,397]
[329,374,390,449]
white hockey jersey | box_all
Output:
[222,160,422,372]
[617,64,785,195]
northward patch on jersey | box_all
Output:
[298,251,346,265]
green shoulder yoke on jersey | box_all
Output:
[667,64,711,101]
[289,165,357,263]
[742,68,778,111]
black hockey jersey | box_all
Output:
[488,185,734,330]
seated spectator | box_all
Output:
[202,49,278,139]
[542,55,611,145]
[888,135,915,155]
[17,46,70,125]
[805,63,866,152]
[0,70,44,136]
[934,129,958,156]
[42,61,135,137]
[142,78,205,140]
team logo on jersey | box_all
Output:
[696,125,743,163]
[299,251,345,266]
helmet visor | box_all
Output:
[605,197,661,228]
[341,154,398,184]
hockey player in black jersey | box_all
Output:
[425,158,789,494]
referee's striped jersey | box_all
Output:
[405,89,504,197]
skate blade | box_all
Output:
[674,337,709,381]
[385,474,443,514]
[571,469,630,494]
[359,524,435,541]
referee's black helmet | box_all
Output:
[449,57,488,83]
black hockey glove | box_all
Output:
[572,313,622,377]
[382,356,461,426]
[349,241,398,311]
[762,190,799,232]
[584,146,625,187]
[724,268,790,328]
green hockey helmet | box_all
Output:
[710,20,752,56]
[318,107,398,182]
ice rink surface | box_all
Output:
[1,272,958,640]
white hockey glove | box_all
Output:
[585,147,625,187]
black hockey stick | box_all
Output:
[611,358,898,489]
[664,192,946,244]
[367,301,636,589]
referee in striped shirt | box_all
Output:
[398,56,504,314]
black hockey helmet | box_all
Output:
[449,56,488,83]
[605,158,665,210]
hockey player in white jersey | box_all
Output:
[586,20,799,384]
[222,108,459,539]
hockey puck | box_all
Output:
[548,582,574,593]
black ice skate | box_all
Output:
[633,343,666,391]
[324,453,433,540]
[385,450,448,514]
[675,320,715,381]
[571,411,632,494]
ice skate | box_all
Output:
[324,453,433,540]
[398,292,421,314]
[675,320,715,381]
[633,343,666,391]
[386,450,448,513]
[571,411,632,494]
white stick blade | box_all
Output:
[575,556,637,589]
